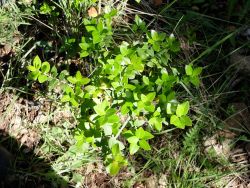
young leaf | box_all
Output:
[180,115,192,126]
[94,100,109,116]
[135,127,144,139]
[127,136,139,144]
[80,51,89,57]
[135,127,154,140]
[149,117,162,131]
[120,42,130,56]
[38,75,48,83]
[185,64,193,76]
[176,101,190,117]
[50,66,58,77]
[28,71,40,81]
[170,115,185,129]
[61,95,71,102]
[67,76,77,84]
[27,65,36,72]
[33,55,41,69]
[139,140,151,151]
[70,98,79,107]
[193,67,202,76]
[190,76,200,87]
[103,124,113,136]
[107,161,120,176]
[146,92,156,102]
[92,31,101,44]
[151,30,159,41]
[121,102,133,115]
[41,61,50,74]
[129,143,140,155]
[111,144,120,156]
[143,76,150,85]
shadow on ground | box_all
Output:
[0,130,68,188]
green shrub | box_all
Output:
[27,10,202,175]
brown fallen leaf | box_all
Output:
[0,44,12,58]
[88,7,98,18]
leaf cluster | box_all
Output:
[27,12,203,175]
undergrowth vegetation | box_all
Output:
[0,0,249,187]
[27,8,203,175]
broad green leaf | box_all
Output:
[67,76,77,84]
[97,21,104,32]
[193,67,202,76]
[64,86,74,94]
[147,92,156,102]
[61,95,71,102]
[185,64,193,76]
[180,115,192,126]
[70,98,79,107]
[134,15,145,29]
[166,103,173,114]
[151,30,158,41]
[120,41,129,56]
[152,42,160,52]
[103,124,112,136]
[141,131,154,140]
[79,42,90,50]
[109,138,125,151]
[134,119,145,127]
[50,66,58,77]
[135,127,144,139]
[141,94,147,103]
[129,143,140,155]
[124,84,136,90]
[75,71,90,85]
[176,101,190,117]
[111,144,120,156]
[85,25,96,32]
[75,71,83,81]
[41,61,50,73]
[139,140,151,151]
[33,55,41,69]
[166,92,176,102]
[158,32,166,41]
[135,127,154,140]
[144,104,155,113]
[92,31,101,44]
[80,51,89,57]
[143,76,150,85]
[38,74,48,83]
[27,65,36,72]
[107,161,120,175]
[127,136,139,144]
[121,102,133,115]
[59,70,69,80]
[28,71,40,80]
[190,76,200,87]
[170,115,184,129]
[94,100,109,116]
[123,130,134,138]
[107,114,120,123]
[81,77,90,85]
[149,117,162,131]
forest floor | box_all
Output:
[0,0,250,187]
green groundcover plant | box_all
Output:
[27,10,202,175]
